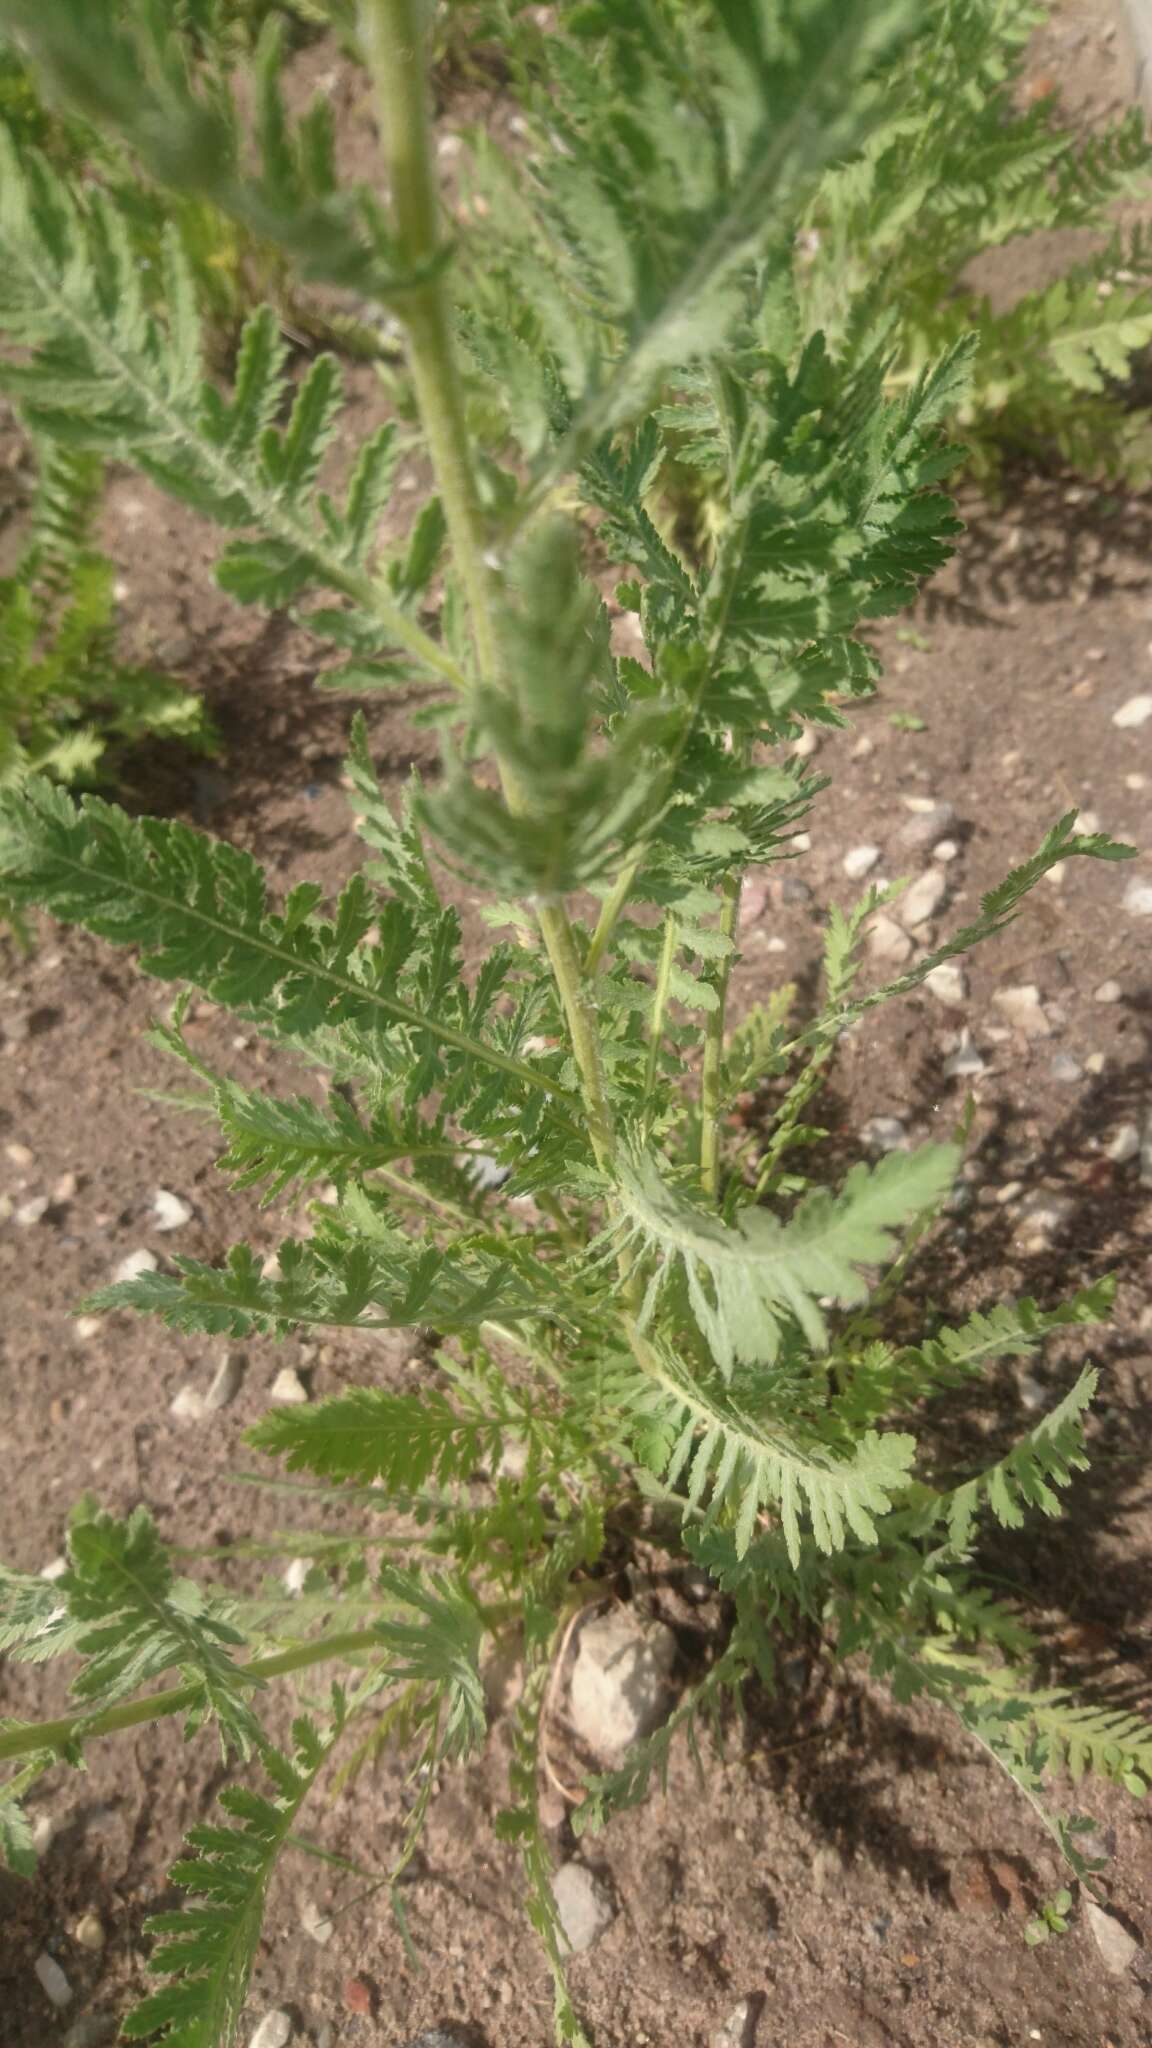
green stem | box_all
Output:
[0,1628,388,1765]
[584,856,643,976]
[642,911,678,1131]
[364,0,616,1171]
[699,869,741,1200]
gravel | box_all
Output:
[842,844,880,879]
[111,1248,159,1284]
[15,1195,51,1226]
[942,1028,986,1079]
[861,1115,909,1153]
[1112,692,1152,728]
[568,1608,677,1762]
[899,868,947,929]
[1093,979,1123,1004]
[33,1954,73,2010]
[247,2013,294,2048]
[153,1189,194,1231]
[867,913,913,966]
[1049,1052,1083,1084]
[924,963,967,1007]
[991,984,1052,1039]
[205,1349,246,1410]
[1122,876,1152,916]
[551,1861,615,1953]
[1083,1900,1141,1976]
[711,1999,760,2048]
[72,1912,105,1952]
[898,797,956,849]
[268,1366,310,1405]
[1105,1123,1141,1164]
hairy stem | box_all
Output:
[699,869,742,1199]
[0,1628,388,1764]
[642,911,678,1130]
[364,0,617,1169]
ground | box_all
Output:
[1,5,1152,2048]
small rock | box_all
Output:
[52,1172,78,1205]
[269,1366,310,1405]
[1049,1052,1083,1084]
[153,1189,194,1232]
[1016,1190,1073,1248]
[342,1976,376,2018]
[933,838,960,863]
[899,868,947,929]
[1083,1899,1141,1976]
[551,1861,615,1954]
[711,2000,759,2048]
[1093,980,1122,1004]
[466,1152,511,1192]
[111,1248,159,1285]
[4,1140,35,1167]
[1084,1051,1107,1076]
[205,1349,246,1410]
[992,984,1052,1039]
[861,1116,909,1153]
[248,2014,294,2048]
[898,799,956,850]
[72,1912,105,1951]
[1104,1124,1140,1164]
[15,1195,51,1226]
[1112,692,1152,728]
[34,1953,73,2009]
[73,1316,102,1341]
[924,963,967,1008]
[282,1557,310,1595]
[31,1813,57,1851]
[169,1385,208,1423]
[996,1182,1024,1206]
[1017,1373,1047,1412]
[851,734,874,758]
[568,1608,676,1763]
[1142,1108,1152,1189]
[40,1556,67,1581]
[867,914,913,967]
[842,844,880,880]
[792,728,819,759]
[1045,860,1067,887]
[300,1897,334,1946]
[943,1028,986,1079]
[811,1845,849,1896]
[1122,876,1152,917]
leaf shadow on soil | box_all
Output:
[922,468,1152,625]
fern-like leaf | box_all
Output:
[121,1706,343,2048]
[615,1143,958,1374]
[940,1370,1096,1550]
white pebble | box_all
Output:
[15,1195,51,1227]
[1093,980,1122,1004]
[1084,1051,1107,1075]
[792,728,819,759]
[1122,876,1152,917]
[861,1115,909,1153]
[711,2001,756,2048]
[5,1140,35,1166]
[282,1557,310,1595]
[112,1248,159,1284]
[1105,1123,1141,1164]
[248,2015,294,2048]
[899,868,947,929]
[924,962,967,1008]
[551,1861,615,1954]
[40,1556,68,1580]
[992,984,1052,1039]
[300,1897,334,1946]
[1045,861,1066,887]
[996,1181,1024,1206]
[205,1350,246,1410]
[1126,772,1147,790]
[867,914,913,967]
[169,1385,208,1423]
[943,1029,986,1079]
[73,1316,102,1341]
[34,1954,73,2010]
[1112,693,1152,728]
[269,1366,310,1405]
[1083,1899,1141,1976]
[152,1189,194,1232]
[842,844,880,880]
[791,831,811,852]
[933,838,959,863]
[568,1609,676,1763]
[1049,1052,1083,1084]
[765,935,787,953]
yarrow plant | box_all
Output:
[0,3,1148,2042]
